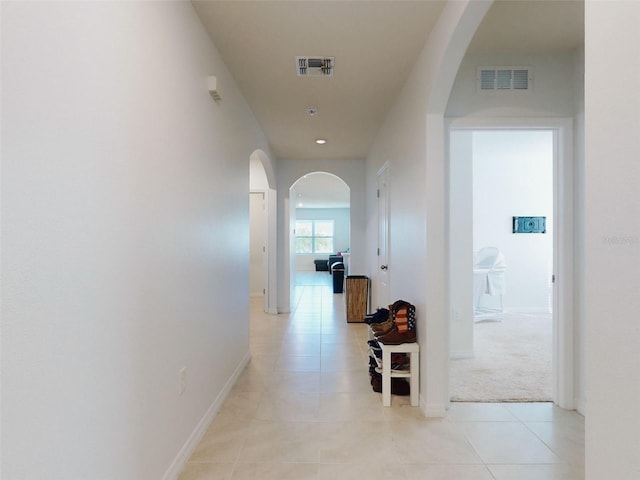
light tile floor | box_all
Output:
[179,273,584,480]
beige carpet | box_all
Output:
[450,311,552,402]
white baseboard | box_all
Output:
[424,403,447,418]
[421,394,447,418]
[575,397,586,416]
[162,351,251,480]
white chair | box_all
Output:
[473,246,506,321]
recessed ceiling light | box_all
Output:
[315,139,327,145]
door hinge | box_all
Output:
[377,248,380,256]
[377,189,380,198]
[552,274,556,283]
[263,289,265,295]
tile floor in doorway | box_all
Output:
[179,272,584,480]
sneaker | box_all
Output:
[364,308,390,325]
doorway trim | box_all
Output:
[447,116,575,409]
[376,162,391,309]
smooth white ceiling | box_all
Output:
[292,173,350,209]
[467,0,584,54]
[193,0,583,206]
[192,0,446,161]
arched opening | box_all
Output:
[289,172,350,292]
[250,149,278,313]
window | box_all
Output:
[295,220,334,254]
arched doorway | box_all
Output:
[250,149,277,313]
[289,172,350,291]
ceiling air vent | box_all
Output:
[296,56,335,77]
[477,66,531,92]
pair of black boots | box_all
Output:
[368,357,410,395]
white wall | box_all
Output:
[1,2,269,479]
[585,3,640,478]
[473,130,553,312]
[364,0,492,416]
[249,192,266,296]
[294,208,350,271]
[447,52,576,118]
[449,130,474,357]
[249,154,269,190]
[275,160,365,312]
[572,46,586,413]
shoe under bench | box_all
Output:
[369,327,420,407]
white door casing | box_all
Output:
[377,163,390,309]
[265,188,278,314]
[447,117,575,410]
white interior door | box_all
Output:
[377,163,390,308]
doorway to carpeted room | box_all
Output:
[450,311,552,402]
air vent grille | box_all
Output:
[478,66,531,92]
[296,56,335,77]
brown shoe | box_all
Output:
[373,323,392,337]
[371,319,395,336]
[370,316,393,334]
[376,326,416,344]
[371,300,409,334]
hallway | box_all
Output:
[178,273,584,480]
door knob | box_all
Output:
[380,265,388,270]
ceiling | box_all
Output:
[467,0,584,54]
[192,0,445,161]
[291,173,350,209]
[193,0,583,163]
[193,1,583,207]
